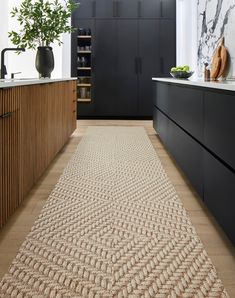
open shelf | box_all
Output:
[77,51,91,54]
[77,98,91,103]
[77,29,92,106]
[77,83,91,87]
[77,67,91,70]
[78,35,91,39]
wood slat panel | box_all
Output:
[1,80,77,228]
[0,87,20,228]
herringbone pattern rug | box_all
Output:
[0,127,228,297]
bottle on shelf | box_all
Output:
[77,27,92,103]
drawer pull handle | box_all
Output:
[0,111,13,119]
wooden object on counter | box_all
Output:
[210,37,229,80]
[204,63,210,81]
[217,37,228,78]
[211,46,222,80]
[0,80,77,228]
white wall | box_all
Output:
[0,1,9,51]
[0,0,70,79]
[176,0,198,76]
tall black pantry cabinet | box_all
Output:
[71,0,176,118]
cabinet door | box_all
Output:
[116,20,138,116]
[94,20,118,116]
[155,82,170,112]
[34,85,49,181]
[204,91,235,170]
[161,0,176,18]
[169,85,204,142]
[167,115,204,197]
[20,86,36,198]
[116,0,139,18]
[204,151,235,244]
[159,19,176,77]
[139,0,161,18]
[0,88,20,228]
[139,20,160,117]
[73,0,95,18]
[155,108,169,146]
[95,0,115,18]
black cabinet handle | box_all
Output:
[135,57,138,74]
[139,57,142,74]
[160,57,164,74]
[160,0,163,17]
[0,111,14,119]
[92,1,96,17]
[138,1,142,18]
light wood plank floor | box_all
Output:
[0,120,235,296]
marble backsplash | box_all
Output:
[197,0,235,78]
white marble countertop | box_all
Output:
[0,77,77,88]
[152,77,235,92]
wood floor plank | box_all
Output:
[0,120,234,296]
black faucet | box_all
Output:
[1,48,25,79]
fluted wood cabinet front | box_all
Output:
[0,88,21,228]
[1,80,76,228]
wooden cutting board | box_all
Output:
[217,37,228,78]
[211,45,222,79]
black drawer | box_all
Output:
[204,91,235,170]
[204,150,235,244]
[154,82,169,112]
[167,114,204,197]
[168,85,204,142]
[155,109,203,197]
[154,107,169,146]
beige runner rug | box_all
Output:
[0,127,228,297]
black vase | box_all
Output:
[35,46,54,78]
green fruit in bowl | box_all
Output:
[183,65,190,71]
[170,65,190,73]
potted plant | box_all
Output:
[8,0,78,78]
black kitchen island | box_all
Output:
[152,78,235,244]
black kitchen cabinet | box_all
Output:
[95,0,115,18]
[116,20,139,116]
[168,85,204,142]
[94,20,117,116]
[139,20,160,116]
[71,1,176,117]
[153,81,235,244]
[155,107,169,147]
[204,151,235,244]
[155,108,204,197]
[154,82,169,111]
[204,91,235,171]
[116,0,139,18]
[155,84,204,142]
[160,19,176,76]
[95,20,139,117]
[167,112,204,197]
[162,0,176,18]
[73,0,95,19]
[139,0,161,18]
[139,0,175,19]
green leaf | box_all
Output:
[8,0,78,49]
